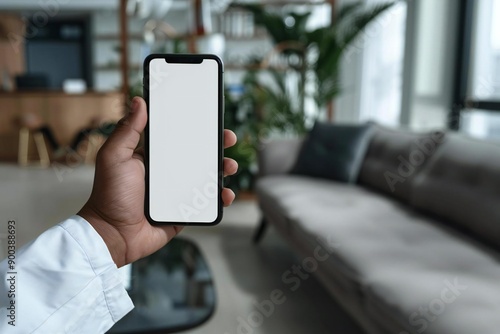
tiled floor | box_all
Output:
[0,163,364,334]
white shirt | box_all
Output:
[0,216,134,333]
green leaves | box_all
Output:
[241,68,307,136]
[223,2,398,191]
[337,2,396,49]
[242,1,395,112]
[240,4,311,48]
[232,0,397,146]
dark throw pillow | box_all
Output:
[292,122,374,183]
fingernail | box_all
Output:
[130,97,139,113]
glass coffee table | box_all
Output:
[108,237,215,334]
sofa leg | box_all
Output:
[253,218,268,244]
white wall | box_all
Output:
[335,0,461,131]
[334,0,407,126]
[401,0,460,130]
[334,0,364,123]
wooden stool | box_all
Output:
[18,127,51,168]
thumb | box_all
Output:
[100,97,147,163]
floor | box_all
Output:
[0,163,365,334]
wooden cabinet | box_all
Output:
[0,91,124,161]
[0,14,25,90]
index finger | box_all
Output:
[224,129,237,149]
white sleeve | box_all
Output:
[0,215,134,334]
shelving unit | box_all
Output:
[93,64,141,71]
[92,10,146,91]
[94,33,143,41]
[92,0,334,92]
[231,0,331,6]
[219,0,333,86]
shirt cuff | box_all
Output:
[59,215,134,322]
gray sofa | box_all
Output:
[254,125,500,334]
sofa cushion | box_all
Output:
[358,126,445,203]
[292,122,373,183]
[258,174,500,334]
[411,133,500,250]
[256,174,395,294]
[256,175,361,233]
[364,253,500,334]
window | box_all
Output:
[334,0,406,125]
[454,0,500,139]
[461,109,500,140]
[358,0,407,126]
[469,0,500,100]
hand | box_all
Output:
[78,97,238,267]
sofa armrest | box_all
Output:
[258,137,304,177]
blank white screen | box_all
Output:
[149,58,219,223]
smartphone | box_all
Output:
[143,54,224,225]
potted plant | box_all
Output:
[222,2,396,192]
[241,2,397,113]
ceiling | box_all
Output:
[0,0,118,10]
[0,0,325,12]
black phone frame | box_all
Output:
[143,54,224,226]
